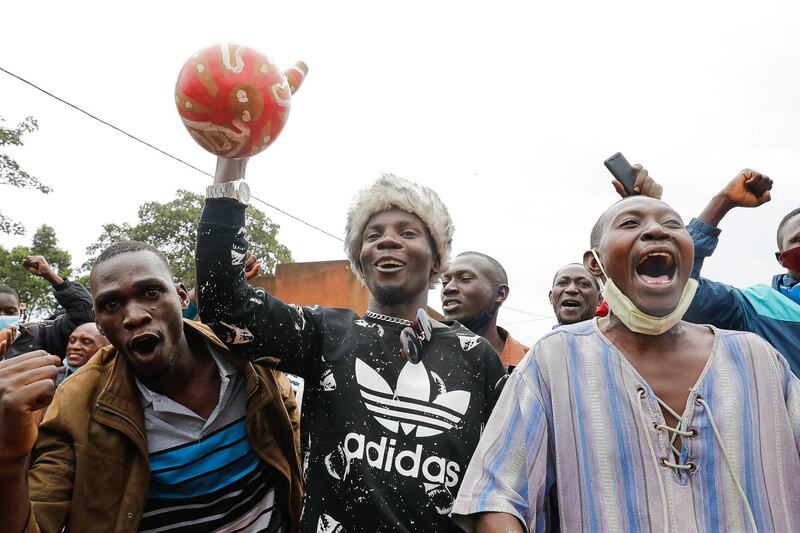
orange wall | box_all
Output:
[251,259,443,319]
[252,260,370,314]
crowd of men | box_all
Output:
[0,159,798,533]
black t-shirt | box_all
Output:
[197,199,508,532]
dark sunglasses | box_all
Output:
[400,309,432,364]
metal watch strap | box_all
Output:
[205,180,249,204]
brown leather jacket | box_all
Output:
[24,320,303,533]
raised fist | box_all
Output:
[0,327,16,358]
[0,351,60,463]
[22,255,52,277]
[718,169,772,208]
[22,255,63,286]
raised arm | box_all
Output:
[25,256,93,357]
[184,252,260,321]
[6,258,93,360]
[681,170,773,330]
[195,157,321,377]
[696,168,772,228]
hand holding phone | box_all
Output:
[604,152,638,196]
[604,153,664,199]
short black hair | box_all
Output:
[590,197,638,250]
[777,208,800,250]
[552,263,601,290]
[589,196,676,250]
[456,251,508,286]
[91,241,171,278]
[0,284,20,304]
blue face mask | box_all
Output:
[63,358,79,376]
[0,315,20,330]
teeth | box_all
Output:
[377,260,404,268]
[639,252,673,265]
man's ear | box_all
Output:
[94,313,105,336]
[776,251,784,267]
[495,284,509,306]
[175,282,190,311]
[583,250,604,278]
[431,258,442,280]
[548,290,554,306]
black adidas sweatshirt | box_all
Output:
[197,198,508,533]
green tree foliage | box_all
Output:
[0,225,73,317]
[0,116,51,235]
[84,190,292,286]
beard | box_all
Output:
[370,283,410,306]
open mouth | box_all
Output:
[442,299,461,312]
[559,298,582,309]
[636,252,676,285]
[128,332,162,358]
[374,258,406,273]
[66,353,84,365]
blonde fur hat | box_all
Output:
[345,173,454,287]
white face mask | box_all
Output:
[591,249,698,335]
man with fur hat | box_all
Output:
[196,158,507,532]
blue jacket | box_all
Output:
[684,218,800,375]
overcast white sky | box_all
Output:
[2,0,799,343]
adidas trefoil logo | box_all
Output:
[216,321,255,345]
[458,334,481,352]
[355,358,470,438]
[354,319,384,337]
[317,514,343,533]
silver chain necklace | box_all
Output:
[364,311,412,326]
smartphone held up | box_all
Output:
[604,152,638,196]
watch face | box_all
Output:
[239,181,251,204]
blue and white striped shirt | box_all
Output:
[452,320,800,532]
[136,344,282,533]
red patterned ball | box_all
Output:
[175,44,307,158]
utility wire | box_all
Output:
[503,316,556,326]
[250,193,344,242]
[0,65,344,243]
[503,305,553,318]
[2,65,557,316]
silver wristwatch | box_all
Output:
[205,180,251,204]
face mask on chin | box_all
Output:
[591,249,698,336]
[461,309,494,336]
[459,286,501,336]
[63,358,79,376]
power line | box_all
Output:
[503,316,556,326]
[2,65,555,317]
[503,305,553,319]
[250,193,343,242]
[0,65,344,243]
